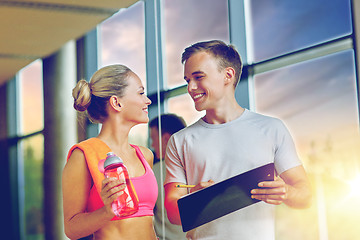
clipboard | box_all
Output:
[177,163,274,232]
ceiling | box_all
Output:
[0,0,139,86]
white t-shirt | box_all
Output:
[165,109,301,240]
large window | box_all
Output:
[164,0,229,88]
[100,2,146,82]
[168,94,204,126]
[20,60,43,135]
[163,0,359,239]
[19,60,44,240]
[5,0,358,239]
[248,0,352,62]
[23,135,44,240]
[254,50,360,239]
[248,0,359,239]
[100,1,148,146]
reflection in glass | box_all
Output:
[168,93,204,126]
[20,60,43,135]
[248,0,352,62]
[23,135,44,240]
[254,50,360,240]
[164,0,229,88]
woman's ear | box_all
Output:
[109,95,122,111]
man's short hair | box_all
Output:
[149,113,186,135]
[181,40,243,87]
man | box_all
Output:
[149,114,187,240]
[164,40,312,240]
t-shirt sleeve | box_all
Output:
[164,135,187,185]
[274,119,302,175]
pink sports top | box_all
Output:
[67,138,158,220]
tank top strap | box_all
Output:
[130,144,152,172]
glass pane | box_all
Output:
[23,135,44,240]
[100,1,146,88]
[164,0,229,88]
[20,60,43,135]
[254,50,360,240]
[129,124,149,147]
[248,0,352,62]
[100,1,147,146]
[168,93,205,126]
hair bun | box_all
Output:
[72,79,91,112]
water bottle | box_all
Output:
[103,152,139,217]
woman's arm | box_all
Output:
[62,149,122,239]
[164,182,187,225]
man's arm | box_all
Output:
[164,180,215,225]
[251,165,312,209]
[164,182,188,225]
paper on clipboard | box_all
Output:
[177,163,275,232]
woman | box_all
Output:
[62,64,158,239]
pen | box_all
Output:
[175,184,195,188]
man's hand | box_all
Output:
[251,177,288,205]
[250,165,312,209]
[164,180,215,225]
[190,180,215,193]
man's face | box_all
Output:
[184,52,227,112]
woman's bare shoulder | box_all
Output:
[138,146,154,168]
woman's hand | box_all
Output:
[100,177,126,216]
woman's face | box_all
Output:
[119,72,152,124]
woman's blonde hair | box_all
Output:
[72,64,132,123]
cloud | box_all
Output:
[100,4,146,80]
